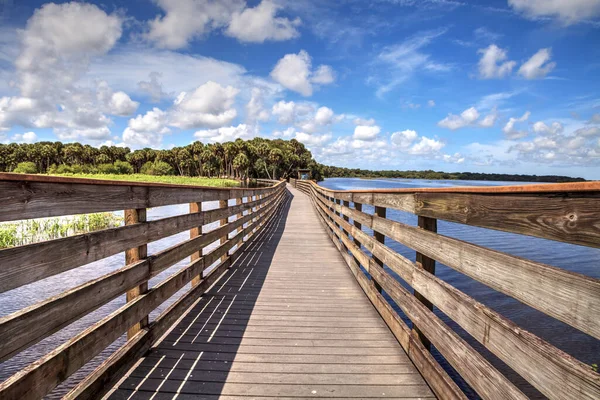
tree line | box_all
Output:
[321,165,585,183]
[0,139,585,183]
[0,138,324,181]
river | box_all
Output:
[1,178,598,399]
[319,177,600,399]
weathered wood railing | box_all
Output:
[0,173,286,400]
[296,179,600,400]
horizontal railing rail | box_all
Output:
[0,173,286,400]
[296,179,600,400]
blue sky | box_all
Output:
[1,0,600,178]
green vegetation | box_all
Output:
[321,166,585,183]
[0,137,322,181]
[0,213,123,249]
[51,173,239,187]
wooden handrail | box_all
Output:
[297,179,600,400]
[0,175,286,400]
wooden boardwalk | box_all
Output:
[108,185,434,400]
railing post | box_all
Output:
[190,202,202,286]
[414,215,437,350]
[124,208,148,339]
[219,199,228,263]
[352,201,362,266]
[236,197,244,245]
[372,206,386,292]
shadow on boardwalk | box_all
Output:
[110,191,293,400]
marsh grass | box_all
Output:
[49,173,240,187]
[0,213,123,249]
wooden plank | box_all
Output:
[369,261,527,399]
[370,215,600,340]
[0,191,283,362]
[0,177,283,222]
[413,215,436,350]
[312,196,465,400]
[64,196,284,400]
[414,191,600,248]
[125,208,148,339]
[190,201,202,287]
[339,211,600,399]
[0,191,276,293]
[0,189,285,400]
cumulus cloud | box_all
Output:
[438,106,498,130]
[194,123,258,143]
[270,50,335,96]
[353,125,381,141]
[314,107,335,125]
[478,45,516,79]
[503,111,531,139]
[532,121,564,135]
[294,131,332,146]
[246,87,270,123]
[508,0,600,24]
[11,131,38,143]
[226,0,301,43]
[147,0,300,49]
[170,81,239,129]
[518,48,556,79]
[122,107,170,148]
[137,72,167,103]
[391,129,418,148]
[443,153,465,163]
[271,100,313,124]
[409,136,445,155]
[438,107,480,130]
[588,113,600,124]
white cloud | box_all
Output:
[443,153,465,163]
[314,106,335,125]
[353,117,376,126]
[108,92,139,116]
[11,131,38,143]
[409,136,445,154]
[170,81,239,129]
[270,50,335,96]
[194,123,258,143]
[391,129,418,148]
[353,125,381,141]
[246,87,270,123]
[146,0,241,49]
[532,121,564,135]
[518,48,556,79]
[574,126,600,137]
[271,100,313,124]
[294,131,332,146]
[1,2,126,140]
[311,65,335,85]
[478,45,516,79]
[503,111,531,139]
[122,107,170,148]
[226,0,301,43]
[427,100,436,107]
[479,107,498,128]
[137,72,167,103]
[508,0,600,24]
[438,107,480,130]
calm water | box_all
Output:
[1,179,598,398]
[320,178,600,399]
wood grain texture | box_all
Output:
[312,190,600,400]
[0,186,285,400]
[0,178,283,222]
[0,186,278,294]
[125,208,149,339]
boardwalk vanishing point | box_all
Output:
[0,173,598,400]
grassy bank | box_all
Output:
[47,173,240,187]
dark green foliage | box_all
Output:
[320,166,585,183]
